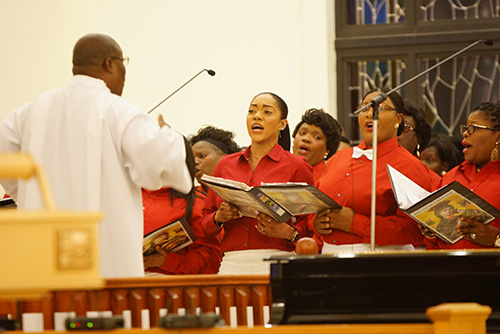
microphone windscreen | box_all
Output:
[206,69,216,76]
[484,39,494,46]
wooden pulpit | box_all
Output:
[0,153,103,299]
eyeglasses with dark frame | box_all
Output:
[459,124,499,135]
[358,104,397,114]
[109,56,129,66]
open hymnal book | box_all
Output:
[387,164,500,244]
[143,217,197,256]
[201,174,341,223]
[0,197,16,208]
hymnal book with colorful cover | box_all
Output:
[387,164,500,244]
[200,174,341,223]
[143,217,197,255]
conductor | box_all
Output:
[0,33,192,278]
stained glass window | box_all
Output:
[335,1,500,142]
[422,54,500,135]
[420,0,500,21]
[348,0,405,24]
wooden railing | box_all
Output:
[0,275,271,330]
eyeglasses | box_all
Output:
[109,56,129,66]
[403,123,415,132]
[459,124,498,135]
[358,104,397,114]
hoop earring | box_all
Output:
[416,144,421,158]
[491,141,500,161]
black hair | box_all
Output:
[448,135,465,165]
[340,136,351,145]
[403,100,432,152]
[426,133,461,172]
[170,136,196,222]
[473,100,500,129]
[292,108,343,159]
[252,92,291,151]
[189,125,240,154]
[364,88,406,136]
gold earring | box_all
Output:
[491,141,500,161]
[416,144,421,158]
[394,123,399,130]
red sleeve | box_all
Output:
[157,215,222,274]
[289,161,314,239]
[423,236,440,249]
[201,177,224,236]
[312,142,432,248]
[423,162,500,250]
[144,190,221,275]
[310,213,324,252]
[350,208,423,246]
[162,193,221,274]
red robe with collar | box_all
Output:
[201,144,314,253]
[312,160,327,182]
[143,188,221,274]
[424,160,500,249]
[313,137,440,250]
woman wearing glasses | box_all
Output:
[313,88,440,253]
[398,101,432,157]
[423,101,500,249]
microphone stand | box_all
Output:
[147,68,216,114]
[351,39,493,251]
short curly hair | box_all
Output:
[292,108,342,159]
[189,125,240,154]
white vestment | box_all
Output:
[0,75,192,278]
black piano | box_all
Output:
[268,250,500,330]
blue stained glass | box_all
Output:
[364,0,388,24]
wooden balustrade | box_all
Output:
[0,275,270,330]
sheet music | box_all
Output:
[386,164,430,210]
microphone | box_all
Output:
[352,39,494,116]
[147,68,216,114]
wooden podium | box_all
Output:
[0,153,103,299]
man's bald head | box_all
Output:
[73,33,121,68]
[72,33,126,96]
